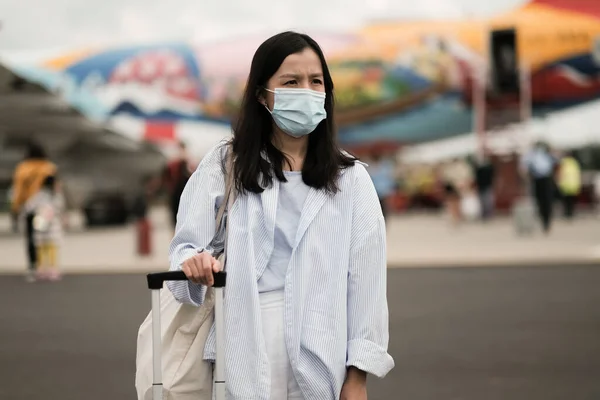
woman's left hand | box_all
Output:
[340,368,367,400]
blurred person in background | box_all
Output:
[473,151,496,221]
[404,164,439,211]
[441,157,473,226]
[132,175,155,222]
[557,150,581,220]
[521,141,558,234]
[368,152,396,222]
[439,162,460,224]
[11,142,57,281]
[23,175,64,282]
[163,141,194,230]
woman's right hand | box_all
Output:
[182,252,221,286]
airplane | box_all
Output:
[3,0,600,156]
[1,0,599,201]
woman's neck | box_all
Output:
[272,129,308,171]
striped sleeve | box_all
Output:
[346,164,395,378]
[166,144,227,306]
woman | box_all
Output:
[168,31,393,400]
[11,142,57,282]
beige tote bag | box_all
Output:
[135,149,235,400]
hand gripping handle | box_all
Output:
[146,270,226,290]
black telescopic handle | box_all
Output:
[146,270,226,290]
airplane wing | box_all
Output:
[400,97,600,165]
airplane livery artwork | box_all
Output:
[4,0,600,152]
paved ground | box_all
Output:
[1,266,599,400]
[1,207,599,274]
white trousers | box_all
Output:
[260,290,303,400]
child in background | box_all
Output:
[24,175,64,281]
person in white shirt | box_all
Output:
[23,175,65,281]
[168,31,394,400]
[521,141,558,233]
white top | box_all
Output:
[258,171,310,293]
[167,142,394,400]
[24,189,64,244]
[522,148,557,178]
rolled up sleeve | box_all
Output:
[346,165,395,378]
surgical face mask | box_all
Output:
[264,88,327,138]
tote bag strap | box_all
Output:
[213,145,236,269]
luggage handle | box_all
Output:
[147,271,227,289]
[148,147,233,400]
[146,270,227,400]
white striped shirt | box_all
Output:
[167,142,394,399]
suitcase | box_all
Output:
[512,195,536,235]
[146,270,227,400]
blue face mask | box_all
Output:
[265,88,327,138]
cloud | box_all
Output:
[0,0,527,51]
[118,8,156,41]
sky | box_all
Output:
[0,0,527,51]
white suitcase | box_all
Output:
[512,196,536,235]
[146,271,227,400]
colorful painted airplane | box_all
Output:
[1,0,599,157]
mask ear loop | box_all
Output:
[259,87,275,113]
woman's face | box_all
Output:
[262,47,325,110]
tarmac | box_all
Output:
[2,266,600,400]
[1,208,599,400]
[1,206,599,274]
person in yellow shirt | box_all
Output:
[557,151,581,219]
[11,142,57,281]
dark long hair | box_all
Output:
[42,175,56,191]
[230,31,355,194]
[26,141,47,160]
